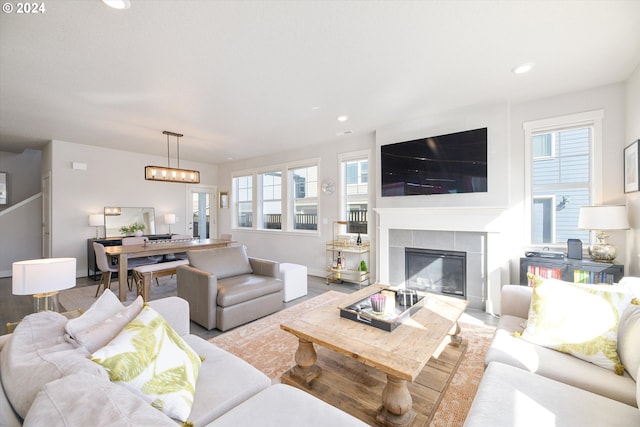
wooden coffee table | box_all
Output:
[280,284,468,427]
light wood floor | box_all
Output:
[0,275,497,338]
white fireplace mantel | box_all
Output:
[375,207,511,314]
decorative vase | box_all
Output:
[133,230,143,237]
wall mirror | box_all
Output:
[104,207,156,237]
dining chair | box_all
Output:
[169,234,191,260]
[93,242,119,297]
[121,237,159,289]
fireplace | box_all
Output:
[405,248,466,297]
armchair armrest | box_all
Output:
[176,265,219,330]
[500,285,532,319]
[249,257,280,278]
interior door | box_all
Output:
[187,185,217,239]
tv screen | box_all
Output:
[381,127,487,197]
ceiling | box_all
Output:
[1,1,639,165]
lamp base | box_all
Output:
[588,232,617,262]
[33,291,60,312]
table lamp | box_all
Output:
[164,213,177,234]
[577,205,629,262]
[12,258,76,312]
[89,214,104,239]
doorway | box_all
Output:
[187,185,217,239]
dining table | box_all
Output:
[104,238,234,301]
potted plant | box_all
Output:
[119,223,145,236]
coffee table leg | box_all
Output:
[376,374,416,427]
[449,321,462,346]
[291,338,321,385]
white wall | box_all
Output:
[216,133,375,278]
[47,140,218,276]
[625,64,640,276]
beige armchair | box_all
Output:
[176,245,283,331]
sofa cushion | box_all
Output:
[216,274,283,307]
[90,306,201,422]
[23,372,175,426]
[209,384,369,427]
[619,304,640,381]
[182,335,271,426]
[0,311,109,419]
[464,362,640,427]
[187,245,253,279]
[73,296,144,353]
[64,289,123,338]
[486,315,638,407]
[521,276,633,374]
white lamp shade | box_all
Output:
[88,214,104,227]
[12,258,76,295]
[164,213,177,225]
[578,205,630,230]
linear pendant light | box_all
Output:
[145,131,200,183]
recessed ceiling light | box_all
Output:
[337,115,349,122]
[512,62,536,74]
[102,0,131,10]
[311,106,320,110]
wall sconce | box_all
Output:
[578,205,630,262]
[88,214,104,239]
[12,258,76,312]
[164,213,177,234]
[145,131,200,183]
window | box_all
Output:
[233,175,253,228]
[231,158,320,233]
[524,111,603,246]
[259,171,282,229]
[289,165,318,231]
[340,153,369,235]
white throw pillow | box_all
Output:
[90,306,201,422]
[521,276,634,374]
[73,296,144,353]
[619,276,640,300]
[65,289,123,338]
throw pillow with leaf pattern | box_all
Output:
[519,275,634,375]
[90,305,201,422]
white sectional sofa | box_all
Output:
[464,281,640,426]
[0,294,367,426]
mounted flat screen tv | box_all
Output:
[381,127,487,197]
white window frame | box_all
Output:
[231,173,254,229]
[338,149,371,237]
[523,110,603,247]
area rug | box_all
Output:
[210,291,496,426]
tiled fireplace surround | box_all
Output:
[376,207,508,313]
